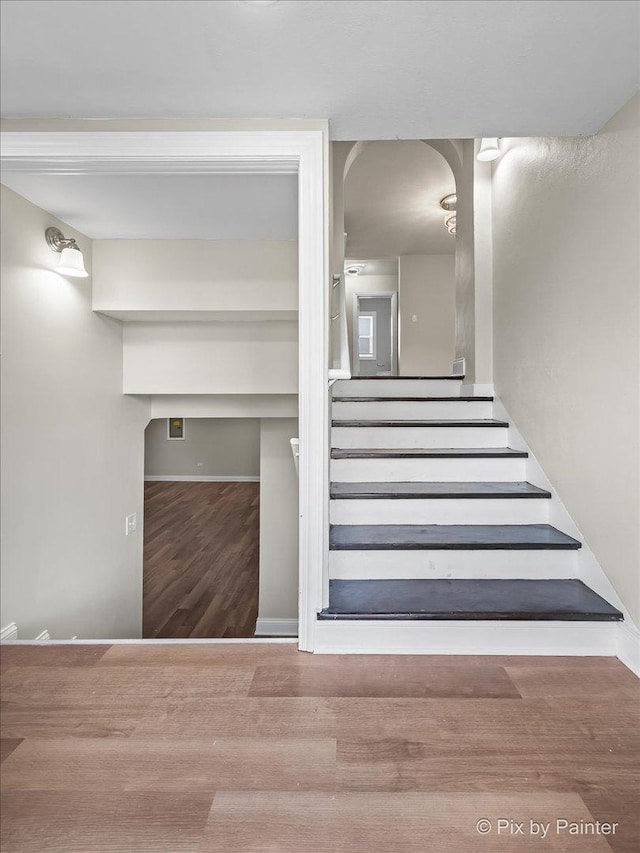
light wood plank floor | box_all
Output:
[143,481,259,639]
[1,644,638,852]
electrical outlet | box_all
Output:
[125,513,137,535]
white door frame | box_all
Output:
[352,291,398,376]
[0,129,328,652]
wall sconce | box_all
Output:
[477,138,501,162]
[45,227,88,278]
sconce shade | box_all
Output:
[477,137,501,162]
[56,246,88,278]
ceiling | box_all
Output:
[0,173,298,239]
[344,141,456,257]
[1,1,638,139]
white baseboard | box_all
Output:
[255,618,299,637]
[144,475,260,483]
[461,382,495,397]
[1,622,18,642]
[313,619,618,656]
[617,621,640,677]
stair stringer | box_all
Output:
[492,394,640,674]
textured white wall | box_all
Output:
[123,320,298,395]
[93,239,298,313]
[144,418,260,478]
[0,186,150,639]
[258,418,299,623]
[399,254,456,375]
[492,93,640,625]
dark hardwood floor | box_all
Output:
[143,481,259,639]
[1,644,639,852]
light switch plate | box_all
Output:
[125,513,137,535]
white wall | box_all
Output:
[492,93,640,626]
[0,186,150,639]
[123,320,298,395]
[258,418,299,627]
[399,254,456,375]
[93,239,298,316]
[145,418,260,479]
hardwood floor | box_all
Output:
[143,481,259,638]
[1,644,639,852]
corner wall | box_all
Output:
[0,186,150,639]
[491,94,640,626]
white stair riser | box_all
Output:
[329,548,578,580]
[329,498,549,525]
[332,426,508,449]
[332,400,494,419]
[332,379,462,397]
[313,619,616,655]
[330,457,528,482]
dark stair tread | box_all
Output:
[333,396,494,402]
[330,481,551,499]
[347,375,463,380]
[331,447,529,459]
[332,419,509,428]
[318,579,623,621]
[329,524,581,550]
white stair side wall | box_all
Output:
[329,497,549,525]
[494,395,637,631]
[332,400,494,419]
[331,425,508,449]
[330,456,528,482]
[332,379,462,397]
[329,548,578,580]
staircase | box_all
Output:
[320,375,623,632]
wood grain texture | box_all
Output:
[1,644,638,852]
[143,481,259,638]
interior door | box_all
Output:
[357,296,393,376]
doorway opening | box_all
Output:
[352,292,398,376]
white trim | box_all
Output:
[461,382,495,397]
[617,621,640,677]
[0,622,18,642]
[144,475,260,483]
[0,129,328,655]
[255,618,299,637]
[314,620,619,656]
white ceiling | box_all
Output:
[345,141,456,257]
[0,173,298,239]
[1,1,638,139]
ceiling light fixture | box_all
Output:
[345,263,365,276]
[477,138,501,162]
[243,1,280,5]
[45,227,88,278]
[444,215,457,235]
[440,193,457,211]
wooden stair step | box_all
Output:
[318,579,623,621]
[331,447,528,459]
[329,523,581,550]
[330,482,551,499]
[332,419,508,428]
[333,396,493,402]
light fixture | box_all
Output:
[345,263,365,276]
[243,1,279,5]
[444,214,457,235]
[440,193,457,211]
[477,138,501,162]
[45,227,88,278]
